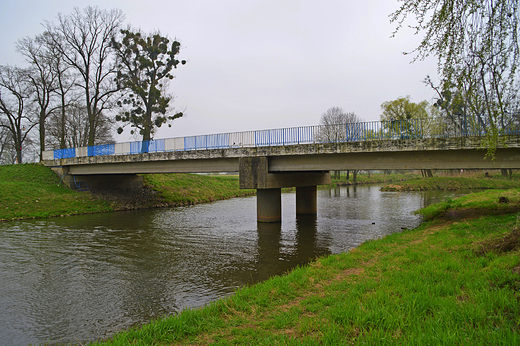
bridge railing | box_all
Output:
[47,115,520,160]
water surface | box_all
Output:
[0,186,470,345]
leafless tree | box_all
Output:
[318,107,362,179]
[0,66,37,164]
[318,107,362,143]
[46,103,114,149]
[45,6,124,146]
[39,30,78,150]
[16,35,61,160]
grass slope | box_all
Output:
[0,165,254,221]
[92,190,520,345]
[0,164,114,220]
[143,173,254,206]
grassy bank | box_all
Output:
[331,172,420,186]
[417,188,520,221]
[0,165,253,221]
[382,176,520,191]
[92,190,520,345]
[0,164,115,221]
[143,173,254,206]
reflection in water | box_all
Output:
[0,186,472,346]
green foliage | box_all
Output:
[391,0,520,158]
[331,172,420,185]
[380,96,435,138]
[112,29,186,141]
[416,188,520,220]
[380,96,430,121]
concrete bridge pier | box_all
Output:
[257,188,282,222]
[239,157,330,222]
[296,186,317,215]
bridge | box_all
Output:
[41,117,520,222]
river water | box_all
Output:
[0,186,469,345]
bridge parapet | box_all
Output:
[41,136,520,174]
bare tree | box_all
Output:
[0,66,36,164]
[45,6,124,146]
[46,102,114,149]
[16,35,60,161]
[39,30,78,150]
[318,107,362,180]
[318,107,362,143]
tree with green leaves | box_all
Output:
[380,96,434,138]
[391,0,520,157]
[380,96,436,177]
[112,29,186,152]
[380,96,429,122]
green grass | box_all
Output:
[382,176,520,191]
[417,188,520,220]
[331,172,420,186]
[143,173,254,205]
[0,166,254,221]
[0,164,115,220]
[91,190,520,345]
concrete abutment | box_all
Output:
[51,166,143,191]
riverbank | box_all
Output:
[0,164,254,221]
[381,176,520,191]
[92,190,520,345]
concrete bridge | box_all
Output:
[41,120,520,222]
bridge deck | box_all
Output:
[41,136,520,174]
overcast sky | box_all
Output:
[0,0,439,141]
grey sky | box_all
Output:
[0,0,438,141]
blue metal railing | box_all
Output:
[48,116,520,160]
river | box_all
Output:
[0,186,469,345]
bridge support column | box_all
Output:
[296,186,317,215]
[239,157,330,222]
[257,188,282,223]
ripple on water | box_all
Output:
[0,186,472,345]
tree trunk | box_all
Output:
[39,112,45,162]
[501,169,513,179]
[59,91,67,149]
[353,170,357,183]
[15,134,22,164]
